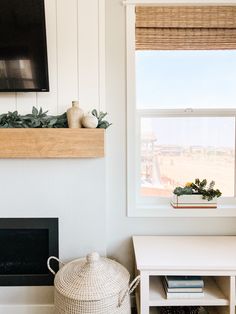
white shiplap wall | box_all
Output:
[0,1,106,312]
[0,0,106,261]
[0,0,103,115]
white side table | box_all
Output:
[133,236,236,314]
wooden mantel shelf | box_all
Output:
[0,129,104,158]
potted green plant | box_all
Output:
[171,179,222,208]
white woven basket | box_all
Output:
[47,252,140,314]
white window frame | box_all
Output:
[125,0,236,217]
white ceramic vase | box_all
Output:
[82,113,98,129]
[67,101,84,128]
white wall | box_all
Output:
[0,0,106,309]
[1,0,75,114]
[105,0,236,275]
[0,0,103,114]
[0,0,106,256]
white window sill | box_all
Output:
[128,204,236,218]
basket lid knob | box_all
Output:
[86,252,100,263]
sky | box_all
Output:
[141,117,235,148]
[137,50,236,148]
[136,50,236,109]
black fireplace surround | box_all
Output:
[0,218,59,286]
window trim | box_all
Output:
[126,2,236,217]
[126,4,137,214]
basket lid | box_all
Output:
[54,252,130,301]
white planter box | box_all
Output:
[171,194,217,208]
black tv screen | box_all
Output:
[0,0,49,92]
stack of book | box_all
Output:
[162,276,204,299]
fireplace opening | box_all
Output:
[0,218,58,286]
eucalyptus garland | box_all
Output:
[0,107,68,128]
[91,109,112,129]
[0,107,111,129]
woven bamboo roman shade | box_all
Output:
[136,6,236,50]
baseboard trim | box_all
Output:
[0,305,54,314]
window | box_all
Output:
[126,4,236,216]
[140,116,235,198]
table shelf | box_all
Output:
[149,277,228,307]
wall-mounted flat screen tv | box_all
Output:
[0,0,49,92]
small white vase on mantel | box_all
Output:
[82,112,98,129]
[67,101,84,128]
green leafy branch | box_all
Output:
[0,107,112,129]
[92,109,112,129]
[173,178,222,201]
[0,107,68,128]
